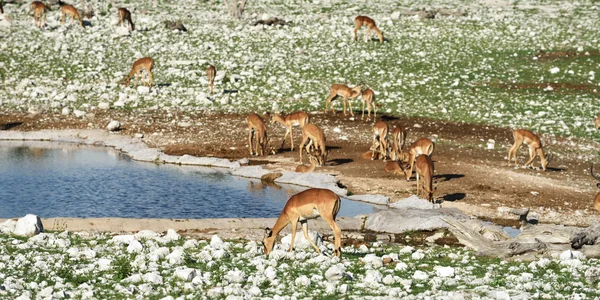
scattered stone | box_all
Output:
[164,20,187,32]
[98,102,110,110]
[61,107,71,115]
[127,240,143,253]
[106,120,121,131]
[436,266,455,277]
[13,214,44,237]
[137,86,150,94]
[210,235,224,248]
[73,110,86,118]
[175,268,197,281]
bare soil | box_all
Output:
[2,109,599,226]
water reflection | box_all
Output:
[0,141,383,219]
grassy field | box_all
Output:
[0,0,599,139]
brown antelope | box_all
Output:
[59,2,83,27]
[360,88,377,120]
[402,138,435,181]
[594,114,600,129]
[31,1,48,28]
[390,125,407,161]
[324,84,362,116]
[353,16,384,43]
[123,57,154,88]
[248,113,269,156]
[589,164,600,211]
[117,7,134,31]
[507,129,552,171]
[206,65,216,93]
[384,160,406,176]
[269,111,309,151]
[295,154,318,173]
[415,154,435,203]
[299,124,327,166]
[371,121,389,160]
[263,188,342,257]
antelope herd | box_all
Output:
[5,1,599,257]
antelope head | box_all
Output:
[262,227,274,255]
[541,153,553,171]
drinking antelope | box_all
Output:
[59,1,83,27]
[30,1,48,28]
[589,164,600,211]
[415,154,435,203]
[507,129,552,171]
[117,7,134,31]
[390,125,407,161]
[360,88,377,120]
[324,84,362,117]
[402,138,435,181]
[353,16,384,43]
[371,121,389,161]
[295,154,318,173]
[248,113,269,156]
[299,124,327,166]
[263,188,342,257]
[206,65,216,93]
[270,111,309,151]
[122,57,154,88]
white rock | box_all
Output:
[549,67,560,74]
[61,107,71,115]
[395,262,408,271]
[97,258,111,271]
[560,250,585,261]
[13,214,44,236]
[123,273,142,283]
[175,268,197,281]
[0,219,17,234]
[164,229,181,242]
[411,251,425,260]
[435,266,455,278]
[183,239,199,249]
[325,265,345,281]
[362,254,384,268]
[364,269,383,284]
[106,120,121,131]
[73,110,86,118]
[295,275,311,286]
[111,234,135,245]
[413,270,429,280]
[166,248,185,264]
[210,235,224,248]
[391,11,401,20]
[137,86,150,94]
[135,230,159,239]
[115,26,130,36]
[98,102,110,110]
[127,240,143,253]
[281,231,322,250]
[143,272,163,284]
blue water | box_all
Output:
[0,141,381,219]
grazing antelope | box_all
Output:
[360,88,377,120]
[270,111,309,151]
[263,188,342,257]
[295,154,318,173]
[415,154,435,203]
[507,129,552,171]
[206,65,216,93]
[594,114,600,129]
[353,16,384,43]
[299,124,327,166]
[59,1,83,27]
[31,1,48,28]
[248,113,269,156]
[117,7,134,31]
[123,57,154,88]
[371,121,389,161]
[589,164,600,211]
[402,138,435,181]
[390,125,407,161]
[324,84,362,116]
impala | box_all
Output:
[371,121,389,160]
[31,1,48,28]
[360,88,377,120]
[507,129,552,171]
[122,57,154,88]
[269,111,309,151]
[594,114,600,129]
[390,125,407,161]
[263,188,342,257]
[248,113,269,156]
[403,138,435,181]
[295,154,318,173]
[353,16,384,43]
[415,154,435,203]
[589,164,600,211]
[324,84,362,116]
[384,160,406,176]
[299,124,327,166]
[117,7,134,31]
[59,1,83,27]
[206,65,216,93]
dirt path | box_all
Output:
[2,109,599,226]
